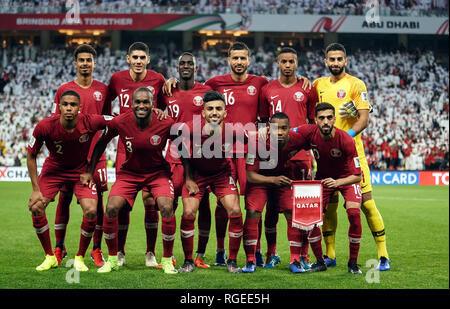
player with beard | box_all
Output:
[164,42,312,267]
[81,87,177,274]
[258,47,318,269]
[51,44,111,268]
[159,52,213,268]
[108,42,172,268]
[27,90,111,272]
[176,91,246,274]
[292,103,363,274]
[313,43,390,271]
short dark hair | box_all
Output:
[228,41,251,57]
[203,91,225,106]
[270,112,290,123]
[128,42,149,55]
[315,102,335,116]
[60,90,81,103]
[324,43,346,58]
[73,44,97,61]
[178,52,197,67]
[278,47,297,57]
[132,87,154,101]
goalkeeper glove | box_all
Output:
[338,101,358,118]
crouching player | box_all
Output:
[243,113,326,274]
[81,87,178,274]
[27,90,111,271]
[176,91,245,274]
[293,102,363,274]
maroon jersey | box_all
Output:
[205,74,268,125]
[259,79,317,161]
[259,79,317,126]
[160,82,212,123]
[108,69,166,114]
[28,114,109,173]
[101,111,174,173]
[246,131,305,176]
[160,82,212,164]
[293,124,361,180]
[183,117,248,175]
[52,80,111,161]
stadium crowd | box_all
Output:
[0,42,448,170]
[0,0,448,17]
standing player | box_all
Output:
[81,87,177,274]
[27,90,110,272]
[243,113,326,274]
[51,44,111,267]
[293,103,364,274]
[258,47,317,269]
[176,91,245,274]
[314,43,390,271]
[203,42,268,266]
[108,42,168,267]
[159,52,213,268]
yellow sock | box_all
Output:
[322,201,338,260]
[361,199,389,259]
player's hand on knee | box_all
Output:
[80,172,94,187]
[339,101,358,119]
[28,191,46,212]
[186,179,199,195]
[162,77,179,96]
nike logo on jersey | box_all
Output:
[121,89,129,92]
[169,100,177,104]
[125,136,134,140]
[270,95,279,99]
[223,89,232,92]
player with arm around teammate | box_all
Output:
[243,112,326,274]
[81,87,177,274]
[293,102,363,274]
[27,90,111,272]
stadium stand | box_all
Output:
[0,0,448,17]
[0,42,448,170]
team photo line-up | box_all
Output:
[26,40,391,275]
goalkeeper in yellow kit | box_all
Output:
[313,43,390,271]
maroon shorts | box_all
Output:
[38,165,97,202]
[286,159,313,181]
[229,156,247,195]
[109,168,174,208]
[182,168,238,201]
[245,184,292,213]
[322,183,362,211]
[170,162,184,198]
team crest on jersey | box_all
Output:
[330,148,342,157]
[337,89,346,99]
[193,96,203,106]
[147,86,155,95]
[93,91,103,101]
[293,91,305,102]
[150,135,161,146]
[79,134,90,143]
[247,85,257,96]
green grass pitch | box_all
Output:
[0,183,448,289]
